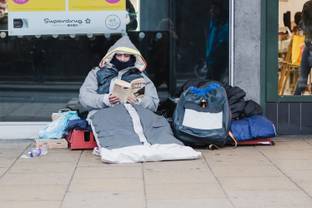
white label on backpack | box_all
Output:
[182,109,223,130]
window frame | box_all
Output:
[263,0,312,102]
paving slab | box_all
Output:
[211,164,283,178]
[16,150,81,164]
[0,140,31,177]
[77,150,104,167]
[144,169,216,184]
[145,183,226,200]
[73,166,142,179]
[256,139,312,150]
[147,198,233,208]
[203,147,272,167]
[0,172,73,185]
[280,169,312,196]
[1,137,312,208]
[259,149,312,160]
[61,192,145,208]
[9,161,77,174]
[220,177,299,191]
[271,159,312,171]
[143,159,209,171]
[77,150,142,168]
[0,158,16,169]
[0,200,61,208]
[0,167,6,176]
[0,184,67,201]
[69,178,144,193]
[228,190,312,208]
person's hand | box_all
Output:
[127,95,138,104]
[108,94,120,105]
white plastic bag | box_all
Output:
[39,111,80,139]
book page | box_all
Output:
[112,79,132,103]
[130,78,145,99]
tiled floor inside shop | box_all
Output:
[1,136,312,208]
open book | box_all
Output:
[112,78,145,103]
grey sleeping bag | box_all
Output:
[79,36,200,163]
[90,104,183,149]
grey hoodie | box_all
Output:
[79,36,159,112]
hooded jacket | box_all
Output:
[79,36,159,112]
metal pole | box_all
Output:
[169,0,176,96]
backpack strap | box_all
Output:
[228,131,238,148]
[208,144,220,150]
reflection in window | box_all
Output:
[278,0,312,96]
[0,0,7,31]
[0,0,6,17]
[127,0,139,31]
[175,0,229,85]
[138,0,169,32]
[0,0,229,121]
[0,0,172,121]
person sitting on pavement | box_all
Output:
[79,35,159,112]
[78,36,200,164]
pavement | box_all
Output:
[1,136,312,208]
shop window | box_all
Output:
[174,0,229,85]
[128,0,230,89]
[278,0,312,96]
[0,0,170,121]
[0,0,229,121]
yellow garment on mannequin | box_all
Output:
[292,35,305,65]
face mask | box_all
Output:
[110,55,135,71]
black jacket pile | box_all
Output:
[224,84,263,120]
[157,80,263,121]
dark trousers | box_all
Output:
[294,46,312,95]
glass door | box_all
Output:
[174,0,229,87]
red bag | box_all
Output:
[67,130,97,150]
[237,138,275,146]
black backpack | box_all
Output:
[173,81,231,148]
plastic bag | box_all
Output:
[39,111,80,139]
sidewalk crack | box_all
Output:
[257,148,312,199]
[203,153,237,208]
[141,163,148,208]
[59,150,83,208]
[0,141,32,179]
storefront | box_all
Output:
[0,0,230,120]
[0,0,233,138]
[6,0,305,137]
[264,0,312,134]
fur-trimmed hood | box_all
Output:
[99,35,147,72]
